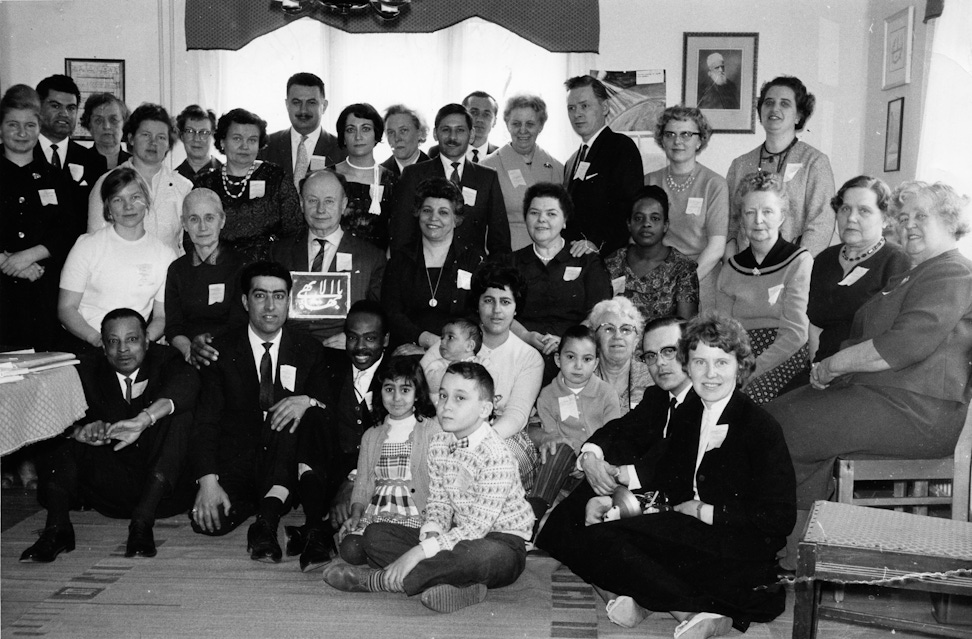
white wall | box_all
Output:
[2,0,873,182]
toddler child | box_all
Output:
[419,317,483,394]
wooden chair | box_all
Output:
[834,401,972,522]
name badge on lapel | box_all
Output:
[280,365,296,392]
[249,180,266,199]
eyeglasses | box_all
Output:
[662,131,701,141]
[640,346,678,365]
[596,323,637,338]
[183,128,212,140]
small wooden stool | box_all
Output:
[792,501,972,638]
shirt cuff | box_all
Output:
[420,537,441,558]
[577,444,604,472]
[625,465,641,490]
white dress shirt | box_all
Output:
[307,227,344,271]
[439,154,465,181]
[247,324,283,385]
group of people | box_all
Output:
[3,66,972,638]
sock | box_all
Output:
[43,484,72,529]
[131,471,170,526]
[298,471,327,528]
[369,569,391,592]
[256,496,284,529]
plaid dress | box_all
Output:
[351,440,423,533]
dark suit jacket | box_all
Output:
[33,138,96,219]
[389,158,510,256]
[427,143,498,161]
[380,151,430,179]
[271,229,386,340]
[329,359,385,479]
[651,389,796,559]
[190,326,330,480]
[76,343,199,425]
[563,127,643,255]
[33,139,89,181]
[258,128,346,184]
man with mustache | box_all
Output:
[259,72,346,189]
[389,103,510,256]
[427,91,499,164]
[33,75,89,187]
[284,299,390,571]
[188,261,331,564]
[697,53,740,110]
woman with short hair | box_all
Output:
[585,296,650,415]
[79,92,130,176]
[175,105,221,182]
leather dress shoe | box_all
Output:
[21,524,76,563]
[284,524,307,557]
[125,520,157,558]
[247,519,282,563]
[322,562,378,592]
[299,527,335,572]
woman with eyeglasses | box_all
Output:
[725,76,836,259]
[79,92,130,177]
[605,185,699,325]
[645,106,728,311]
[507,182,612,360]
[175,105,221,182]
[585,296,650,415]
[87,104,192,255]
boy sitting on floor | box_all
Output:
[323,362,535,613]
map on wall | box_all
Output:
[590,69,667,134]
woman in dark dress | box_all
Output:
[381,177,483,350]
[331,103,396,250]
[194,108,301,263]
[806,175,910,362]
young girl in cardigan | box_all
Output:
[337,356,439,564]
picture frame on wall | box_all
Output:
[682,32,758,134]
[64,58,125,141]
[882,6,914,90]
[884,97,904,173]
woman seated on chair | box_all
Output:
[766,181,972,571]
[540,310,795,638]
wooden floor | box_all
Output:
[0,487,961,638]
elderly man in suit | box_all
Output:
[284,299,389,571]
[389,103,510,256]
[272,169,385,354]
[428,91,500,163]
[563,75,644,256]
[21,308,199,563]
[259,72,346,189]
[189,261,331,563]
[380,104,430,179]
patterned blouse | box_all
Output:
[604,247,700,323]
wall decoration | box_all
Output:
[882,6,914,89]
[288,272,351,319]
[588,69,667,134]
[682,32,758,133]
[884,97,904,172]
[64,58,125,140]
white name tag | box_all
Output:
[208,283,225,305]
[784,163,803,182]
[368,185,383,215]
[558,393,580,420]
[508,169,526,188]
[309,155,328,171]
[68,163,84,182]
[767,284,784,305]
[574,161,591,181]
[38,189,58,206]
[132,380,148,399]
[686,197,704,216]
[611,276,626,296]
[280,364,297,392]
[457,269,472,290]
[564,266,582,282]
[838,267,869,286]
[462,187,477,207]
[336,252,353,272]
[705,424,730,451]
[249,180,266,199]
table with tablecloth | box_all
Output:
[0,366,88,456]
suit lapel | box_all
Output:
[231,330,261,400]
[292,229,310,271]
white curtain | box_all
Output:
[190,17,596,166]
[914,1,972,256]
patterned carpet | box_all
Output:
[0,490,944,638]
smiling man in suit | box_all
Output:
[427,91,500,163]
[272,169,385,353]
[389,103,510,256]
[259,72,346,189]
[21,308,199,563]
[32,75,89,185]
[188,261,331,563]
[563,75,643,256]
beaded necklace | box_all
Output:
[220,162,258,200]
[665,167,696,193]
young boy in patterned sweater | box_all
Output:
[323,361,535,613]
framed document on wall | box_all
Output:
[884,97,904,173]
[682,32,759,133]
[64,58,125,140]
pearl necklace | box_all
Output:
[345,157,376,171]
[221,163,257,200]
[665,167,696,193]
[841,237,885,263]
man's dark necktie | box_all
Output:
[450,162,461,186]
[311,238,326,272]
[124,377,133,404]
[663,397,678,438]
[259,342,273,411]
[51,144,62,170]
[472,149,479,163]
